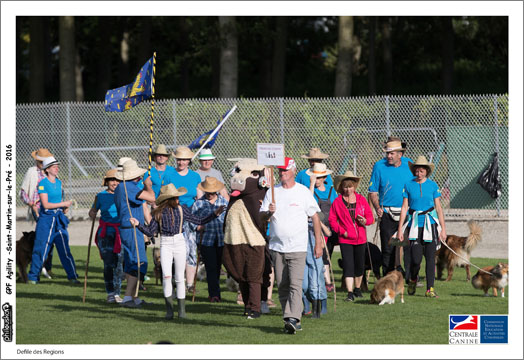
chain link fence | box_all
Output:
[16,94,508,218]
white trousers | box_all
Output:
[160,234,186,299]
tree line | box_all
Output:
[16,16,508,103]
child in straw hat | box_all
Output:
[88,169,124,303]
[130,183,225,319]
[189,177,229,303]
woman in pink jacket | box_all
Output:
[329,170,374,302]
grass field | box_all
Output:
[16,246,508,345]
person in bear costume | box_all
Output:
[222,159,271,319]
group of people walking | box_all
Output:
[20,135,447,335]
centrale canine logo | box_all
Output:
[449,315,478,330]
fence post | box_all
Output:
[66,102,72,218]
[494,95,500,217]
[385,95,390,137]
[173,100,177,147]
[279,98,285,144]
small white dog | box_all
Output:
[196,262,207,282]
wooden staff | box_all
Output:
[270,165,275,203]
[82,196,98,303]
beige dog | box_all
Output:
[370,270,405,305]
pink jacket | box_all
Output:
[329,193,374,245]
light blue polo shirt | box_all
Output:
[143,165,177,197]
[403,178,441,226]
[368,157,413,208]
[170,169,201,208]
[38,178,63,204]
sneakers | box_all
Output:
[284,318,302,334]
[187,285,196,293]
[425,287,439,298]
[114,295,123,303]
[69,279,81,285]
[260,301,270,314]
[325,284,334,292]
[41,268,52,279]
[247,311,261,319]
[344,292,355,302]
[408,280,417,295]
[107,294,116,303]
[353,288,363,298]
[121,300,142,309]
[209,296,221,303]
[143,275,151,282]
[28,280,38,285]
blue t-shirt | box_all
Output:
[403,178,441,226]
[170,169,201,208]
[296,168,334,189]
[143,166,177,198]
[93,190,119,223]
[313,185,337,204]
[114,181,144,228]
[368,157,413,208]
[38,178,63,205]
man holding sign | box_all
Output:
[260,157,323,335]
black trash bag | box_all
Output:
[477,153,502,199]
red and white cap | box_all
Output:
[277,157,296,170]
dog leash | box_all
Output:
[439,239,494,276]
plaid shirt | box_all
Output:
[138,204,216,238]
[20,167,46,205]
[190,195,228,247]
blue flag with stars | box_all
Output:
[188,108,232,150]
[104,57,153,112]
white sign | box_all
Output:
[256,143,285,166]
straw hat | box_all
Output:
[198,176,225,193]
[156,183,188,205]
[115,160,147,181]
[31,148,53,161]
[172,146,194,159]
[199,148,216,160]
[334,170,362,192]
[305,163,333,177]
[42,156,60,170]
[235,158,265,171]
[408,156,435,177]
[153,144,170,157]
[301,147,329,159]
[102,169,119,186]
[383,136,406,152]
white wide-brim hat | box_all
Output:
[305,163,333,177]
[42,156,60,170]
[115,160,147,180]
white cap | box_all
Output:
[199,148,216,160]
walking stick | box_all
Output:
[192,230,204,302]
[83,196,98,303]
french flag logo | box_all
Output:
[449,315,478,330]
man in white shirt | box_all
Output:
[260,157,323,334]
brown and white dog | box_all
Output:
[370,270,405,305]
[16,231,36,283]
[471,262,509,297]
[436,220,482,281]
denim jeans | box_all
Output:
[97,231,123,295]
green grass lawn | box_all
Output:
[16,246,508,345]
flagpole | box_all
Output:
[191,105,237,162]
[147,52,156,176]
